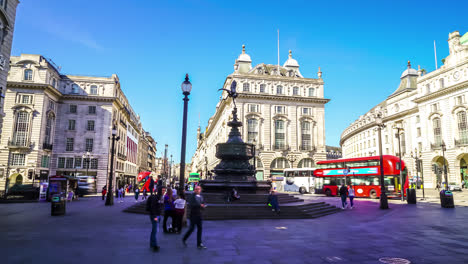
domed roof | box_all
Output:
[237,45,251,62]
[283,50,299,68]
[400,68,418,78]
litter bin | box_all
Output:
[51,195,66,216]
[439,190,455,208]
[406,188,417,204]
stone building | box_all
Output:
[137,130,157,173]
[0,0,19,134]
[191,46,329,180]
[0,54,151,192]
[340,30,468,188]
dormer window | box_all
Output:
[71,84,79,94]
[276,85,283,95]
[24,69,33,81]
[293,87,299,95]
[90,85,98,95]
[308,88,315,97]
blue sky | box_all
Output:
[11,0,467,162]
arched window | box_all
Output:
[271,157,290,169]
[274,120,285,150]
[259,84,266,93]
[457,111,468,142]
[242,83,250,92]
[90,85,98,95]
[301,121,311,150]
[276,85,283,95]
[247,118,258,143]
[44,114,55,145]
[13,111,30,146]
[433,117,442,146]
[24,69,33,80]
[308,88,315,97]
[298,158,314,168]
[71,84,79,94]
[293,87,299,95]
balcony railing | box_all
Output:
[117,153,127,160]
[430,142,443,150]
[8,139,32,149]
[43,143,53,151]
[273,144,289,151]
[455,138,468,147]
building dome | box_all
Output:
[400,68,418,79]
[283,50,299,68]
[237,45,251,62]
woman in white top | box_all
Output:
[348,185,355,209]
[173,194,186,234]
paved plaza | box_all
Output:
[2,194,468,264]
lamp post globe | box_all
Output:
[181,74,192,94]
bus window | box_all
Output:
[300,171,310,177]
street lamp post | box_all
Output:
[441,141,449,191]
[411,148,425,199]
[105,127,120,206]
[82,152,93,177]
[375,113,389,209]
[179,74,192,193]
[393,124,404,201]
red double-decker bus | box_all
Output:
[314,155,408,199]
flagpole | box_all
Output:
[277,29,280,73]
[434,40,438,70]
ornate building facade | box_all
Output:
[192,46,329,180]
[340,30,468,188]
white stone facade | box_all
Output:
[340,30,468,188]
[192,46,329,180]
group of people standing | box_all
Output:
[339,183,355,209]
[147,185,206,252]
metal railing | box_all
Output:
[273,144,289,151]
[455,138,468,147]
[8,139,31,148]
[430,142,442,150]
[43,143,53,150]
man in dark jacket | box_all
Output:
[146,187,166,251]
[149,176,155,195]
[339,183,348,209]
[182,186,207,249]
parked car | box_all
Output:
[448,182,462,191]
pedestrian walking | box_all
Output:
[146,187,165,252]
[142,188,147,200]
[101,185,107,201]
[149,177,155,195]
[118,187,124,203]
[123,184,127,198]
[134,186,140,202]
[267,189,280,214]
[182,186,207,249]
[348,184,355,209]
[163,188,175,233]
[436,182,441,191]
[173,193,186,234]
[339,183,348,209]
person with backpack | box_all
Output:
[146,187,166,252]
[163,188,175,233]
[339,183,348,209]
[348,184,355,209]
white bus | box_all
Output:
[282,168,316,194]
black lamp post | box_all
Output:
[179,74,192,193]
[393,124,404,201]
[375,113,389,209]
[441,141,448,191]
[105,127,120,206]
[82,151,93,177]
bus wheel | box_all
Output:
[325,189,332,196]
[299,187,306,194]
[369,189,377,199]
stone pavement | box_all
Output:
[2,195,468,264]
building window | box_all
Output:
[400,132,406,155]
[69,105,77,113]
[248,104,259,113]
[275,106,286,114]
[88,106,96,114]
[247,119,258,143]
[91,159,98,169]
[433,117,442,145]
[308,88,315,97]
[298,158,314,168]
[52,78,56,88]
[418,142,422,152]
[74,157,82,168]
[276,85,283,95]
[66,138,74,151]
[68,120,76,130]
[271,157,290,169]
[11,154,26,166]
[301,121,311,150]
[385,135,388,144]
[85,138,94,152]
[373,138,376,147]
[274,120,285,149]
[13,111,30,146]
[417,127,421,137]
[431,103,438,112]
[439,78,445,89]
[293,87,299,96]
[72,84,79,94]
[58,157,65,168]
[302,107,311,115]
[41,155,50,168]
[260,84,266,93]
[17,94,33,104]
[24,69,33,80]
[416,115,420,123]
[242,83,250,92]
[90,85,98,95]
[44,114,54,145]
[87,120,95,131]
[426,84,430,94]
[65,158,74,169]
[456,95,464,105]
[83,158,90,169]
[457,111,468,142]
